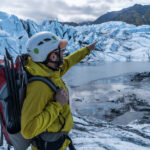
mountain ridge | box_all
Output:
[93,4,150,26]
[61,4,150,26]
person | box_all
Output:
[21,31,97,150]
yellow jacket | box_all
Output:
[21,47,90,150]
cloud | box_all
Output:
[0,0,111,23]
[0,0,150,23]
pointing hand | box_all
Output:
[86,42,98,51]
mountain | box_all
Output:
[59,21,78,27]
[78,21,93,26]
[0,11,150,63]
[93,4,150,26]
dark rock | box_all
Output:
[131,72,150,82]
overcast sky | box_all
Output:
[1,0,150,23]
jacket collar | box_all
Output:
[25,57,60,78]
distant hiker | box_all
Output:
[21,31,97,150]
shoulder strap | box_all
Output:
[28,76,59,93]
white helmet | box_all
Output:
[26,32,61,62]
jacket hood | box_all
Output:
[25,57,60,78]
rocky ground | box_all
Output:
[69,72,150,150]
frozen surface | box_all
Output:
[68,73,150,150]
[0,12,150,62]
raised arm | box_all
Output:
[60,41,97,76]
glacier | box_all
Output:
[0,11,150,62]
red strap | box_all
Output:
[0,60,4,63]
[0,68,6,89]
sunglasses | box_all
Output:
[52,48,66,55]
[49,48,66,56]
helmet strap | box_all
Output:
[43,47,63,69]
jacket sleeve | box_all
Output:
[21,81,63,139]
[60,47,90,76]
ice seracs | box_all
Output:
[0,12,150,63]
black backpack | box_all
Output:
[0,49,59,150]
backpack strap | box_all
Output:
[28,77,76,150]
[28,76,59,93]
